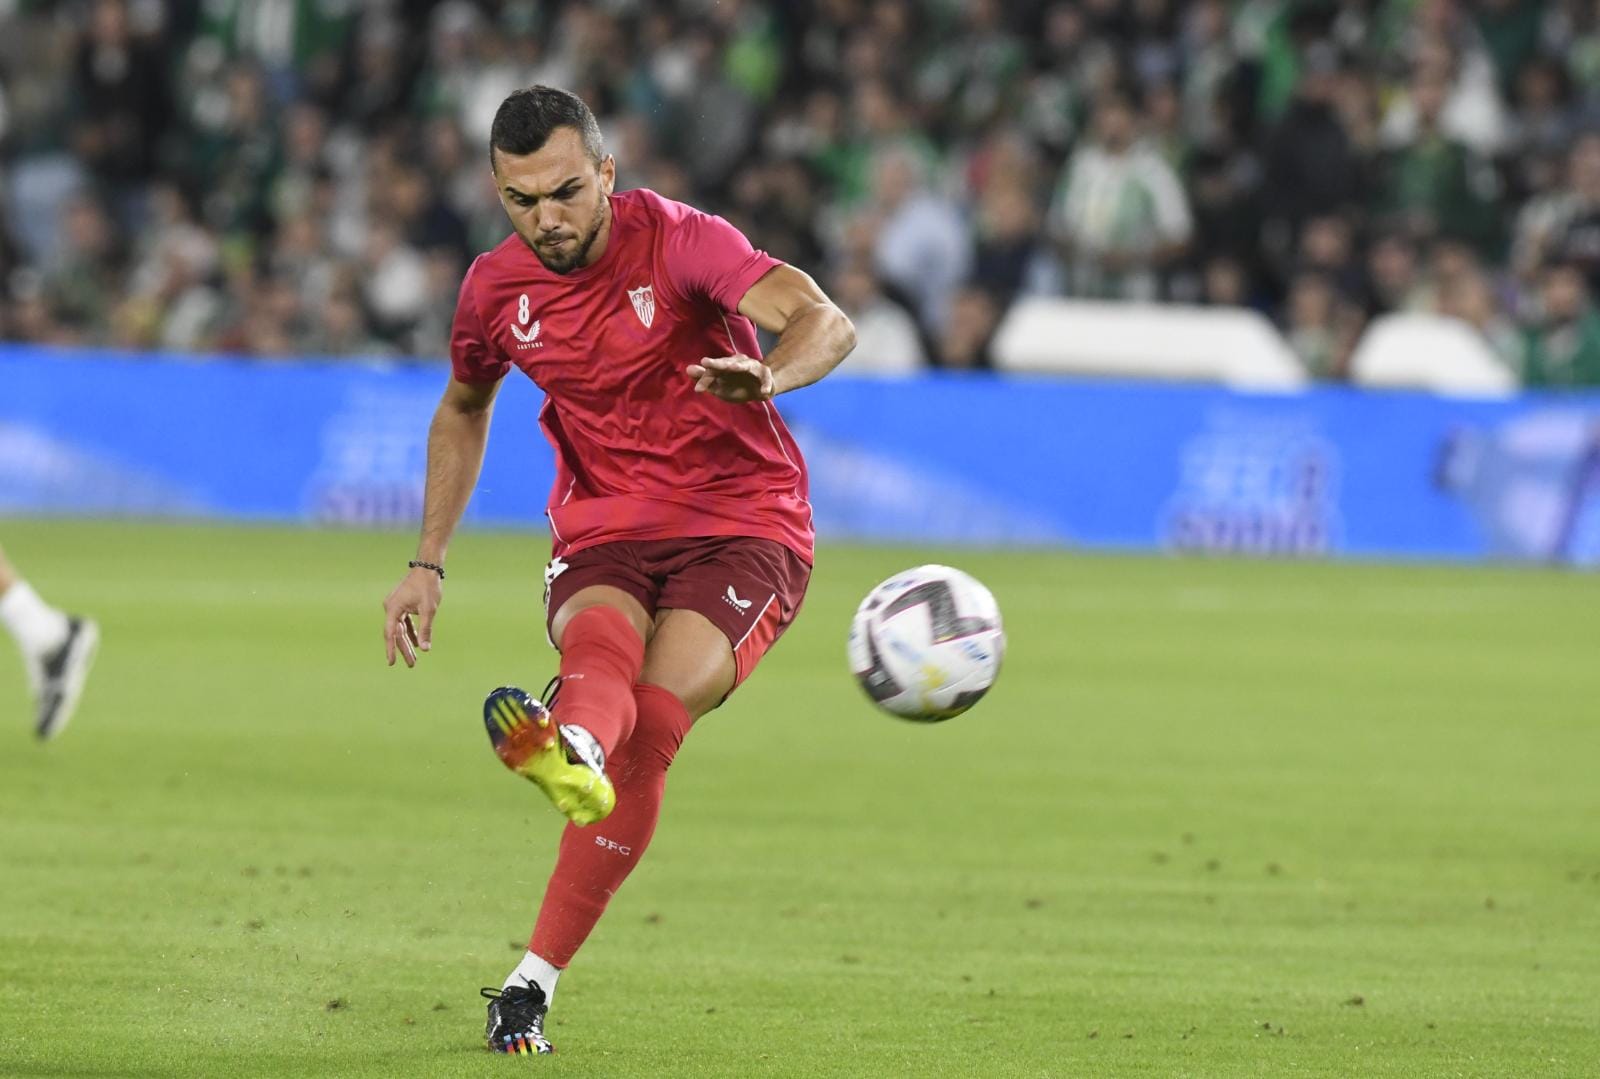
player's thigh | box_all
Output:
[638,608,737,719]
[651,537,811,702]
[543,545,656,649]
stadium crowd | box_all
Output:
[2,0,1600,386]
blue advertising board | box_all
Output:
[4,346,1599,565]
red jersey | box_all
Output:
[451,188,814,563]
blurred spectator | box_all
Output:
[1379,28,1508,158]
[1179,147,1261,299]
[663,25,758,192]
[727,158,825,269]
[1365,233,1429,317]
[1049,88,1191,301]
[70,0,171,217]
[336,16,416,132]
[1200,255,1253,308]
[1437,265,1521,369]
[1014,19,1082,158]
[1142,79,1187,168]
[409,249,467,359]
[43,195,125,340]
[828,262,925,375]
[1520,261,1600,387]
[932,286,1001,371]
[305,278,394,358]
[361,222,428,341]
[1128,0,1181,89]
[914,0,1026,141]
[1552,0,1600,99]
[868,146,971,334]
[1503,57,1575,203]
[971,180,1058,304]
[1332,65,1384,168]
[962,127,1046,206]
[853,79,940,188]
[1261,45,1367,270]
[1377,64,1499,254]
[1476,0,1546,99]
[1177,0,1238,151]
[10,272,68,344]
[124,182,222,351]
[269,211,338,318]
[184,61,276,238]
[267,103,333,226]
[1512,132,1600,292]
[1285,271,1356,380]
[787,89,867,206]
[1296,213,1366,303]
[391,163,469,263]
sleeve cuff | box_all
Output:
[713,252,784,315]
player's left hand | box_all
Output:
[686,354,775,403]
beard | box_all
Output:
[529,199,608,274]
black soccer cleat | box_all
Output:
[34,616,99,741]
[482,982,554,1055]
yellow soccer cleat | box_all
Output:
[483,685,615,825]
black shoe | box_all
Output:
[34,616,99,741]
[482,982,554,1054]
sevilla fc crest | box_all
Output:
[628,284,655,329]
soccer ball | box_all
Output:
[847,564,1005,722]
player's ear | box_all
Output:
[599,153,616,195]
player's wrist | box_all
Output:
[409,559,446,580]
[414,540,448,564]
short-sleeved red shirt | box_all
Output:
[451,188,813,563]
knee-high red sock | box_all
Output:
[529,683,693,967]
[554,606,645,757]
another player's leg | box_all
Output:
[485,583,650,826]
[0,544,99,740]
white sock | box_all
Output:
[0,581,70,658]
[504,950,562,1002]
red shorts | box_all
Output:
[542,537,811,690]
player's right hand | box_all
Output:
[383,567,443,668]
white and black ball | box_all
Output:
[847,564,1005,722]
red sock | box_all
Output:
[529,683,693,967]
[554,606,646,757]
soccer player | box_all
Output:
[0,542,98,740]
[379,86,855,1055]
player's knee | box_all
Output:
[627,683,693,772]
[552,589,651,647]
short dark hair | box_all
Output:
[489,86,604,167]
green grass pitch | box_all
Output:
[1,520,1597,1078]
